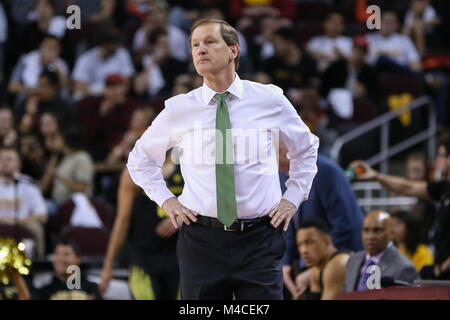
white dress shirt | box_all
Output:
[127,74,319,219]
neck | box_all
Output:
[203,69,235,93]
[317,247,337,270]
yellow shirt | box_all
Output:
[399,244,434,272]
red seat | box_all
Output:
[59,226,110,257]
[295,21,324,47]
[56,197,115,231]
[379,74,424,99]
[295,1,332,20]
[0,224,34,241]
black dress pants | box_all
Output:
[177,221,285,300]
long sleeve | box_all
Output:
[279,93,319,209]
[126,106,177,207]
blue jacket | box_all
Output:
[281,155,364,266]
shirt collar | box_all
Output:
[201,73,243,106]
[365,241,393,264]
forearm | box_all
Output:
[103,215,131,268]
[19,214,47,225]
[376,172,428,200]
[56,174,88,193]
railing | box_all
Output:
[330,95,436,173]
[352,181,418,213]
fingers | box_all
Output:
[269,206,278,218]
[283,214,293,232]
[168,213,179,229]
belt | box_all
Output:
[195,215,271,232]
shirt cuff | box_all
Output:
[149,187,177,208]
[282,186,306,210]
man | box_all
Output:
[349,139,450,279]
[366,10,422,73]
[307,11,353,72]
[72,28,135,100]
[39,240,102,300]
[343,210,419,292]
[77,73,137,161]
[261,26,319,92]
[296,219,350,300]
[8,35,69,99]
[0,147,48,258]
[127,19,319,299]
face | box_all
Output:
[0,110,13,135]
[406,159,426,181]
[40,38,60,65]
[52,244,81,277]
[153,34,171,59]
[40,113,59,137]
[101,43,119,59]
[411,0,428,15]
[191,23,238,77]
[324,13,345,38]
[297,227,330,267]
[381,12,399,37]
[0,149,21,176]
[104,83,128,101]
[36,0,54,20]
[37,76,57,100]
[273,34,290,56]
[391,217,406,244]
[147,7,167,27]
[351,46,366,63]
[362,214,393,256]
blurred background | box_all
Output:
[0,0,449,300]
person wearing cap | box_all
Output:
[72,28,135,100]
[320,35,380,105]
[127,19,319,300]
[77,72,138,162]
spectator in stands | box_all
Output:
[349,142,450,280]
[366,10,422,73]
[105,108,154,166]
[342,210,419,292]
[307,11,352,72]
[406,152,428,181]
[0,107,17,148]
[0,147,48,258]
[18,110,61,182]
[8,35,69,102]
[99,158,181,300]
[280,142,363,299]
[391,210,434,272]
[16,69,75,131]
[296,219,350,300]
[133,28,188,99]
[72,28,135,100]
[229,0,296,31]
[39,240,102,300]
[78,73,138,161]
[20,0,67,55]
[320,35,380,105]
[402,0,441,55]
[40,127,95,210]
[132,0,190,63]
[261,27,319,92]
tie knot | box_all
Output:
[215,92,229,102]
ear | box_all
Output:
[230,43,240,60]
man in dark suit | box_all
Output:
[343,210,419,292]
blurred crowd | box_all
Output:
[0,0,449,300]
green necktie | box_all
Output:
[215,92,238,227]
